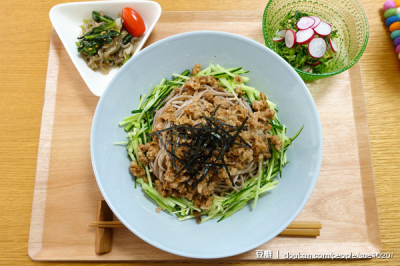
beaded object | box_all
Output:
[390,21,400,31]
[385,8,397,18]
[391,30,400,39]
[394,36,400,46]
[384,0,397,10]
[386,15,400,26]
[384,0,400,59]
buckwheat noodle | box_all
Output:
[150,83,267,195]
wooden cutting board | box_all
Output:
[28,11,381,261]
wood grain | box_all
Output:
[28,12,379,261]
[0,0,399,265]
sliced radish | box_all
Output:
[296,17,315,30]
[309,16,321,29]
[308,38,327,58]
[273,37,284,42]
[277,30,287,37]
[302,65,311,72]
[296,28,315,44]
[329,37,338,52]
[310,61,321,66]
[314,21,332,37]
[285,30,296,48]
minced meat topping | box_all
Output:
[130,73,280,210]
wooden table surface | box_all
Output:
[1,0,399,265]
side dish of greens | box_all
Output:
[273,11,339,73]
[76,8,146,73]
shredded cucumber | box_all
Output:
[117,63,303,223]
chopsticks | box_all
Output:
[92,200,322,254]
[90,221,125,228]
[90,220,322,237]
[286,221,322,229]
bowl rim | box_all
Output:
[91,30,323,259]
[262,0,369,78]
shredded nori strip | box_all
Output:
[207,120,251,148]
[200,116,239,129]
[151,105,251,190]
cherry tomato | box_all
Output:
[122,7,146,37]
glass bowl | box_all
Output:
[263,0,369,81]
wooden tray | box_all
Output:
[29,11,381,261]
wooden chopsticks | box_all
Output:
[90,220,322,237]
[92,200,322,254]
[90,221,125,228]
[286,221,322,229]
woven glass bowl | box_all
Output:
[263,0,369,81]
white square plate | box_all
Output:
[50,1,162,96]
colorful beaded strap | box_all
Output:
[384,0,400,59]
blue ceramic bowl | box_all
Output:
[91,31,323,259]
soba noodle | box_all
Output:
[150,80,269,197]
[123,64,300,222]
